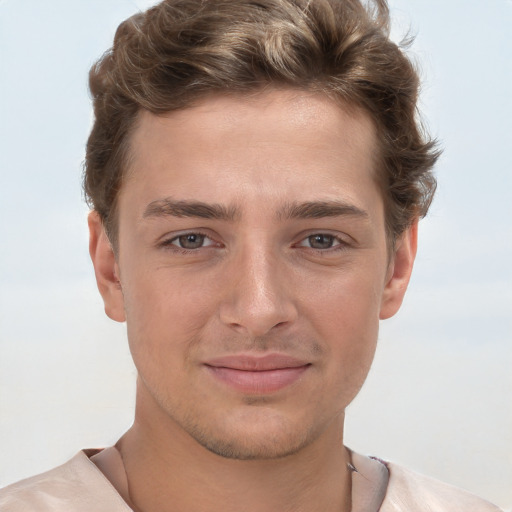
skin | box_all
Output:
[89,89,417,512]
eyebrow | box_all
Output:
[142,198,368,223]
[143,198,240,221]
[277,200,369,220]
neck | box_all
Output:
[117,385,352,512]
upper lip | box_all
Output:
[204,354,311,371]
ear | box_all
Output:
[88,211,126,322]
[379,221,418,320]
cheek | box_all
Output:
[122,269,215,368]
[303,265,383,336]
[301,270,381,391]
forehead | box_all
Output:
[121,89,380,218]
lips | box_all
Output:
[204,354,311,394]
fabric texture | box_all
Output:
[0,448,504,511]
[0,449,131,512]
[379,461,504,512]
[350,451,390,511]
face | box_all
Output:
[90,89,416,460]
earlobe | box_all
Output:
[379,221,418,320]
[88,211,126,322]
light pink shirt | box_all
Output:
[90,446,389,511]
[0,447,504,511]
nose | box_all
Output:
[219,246,298,338]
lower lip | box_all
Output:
[205,365,310,394]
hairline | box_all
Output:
[103,87,402,255]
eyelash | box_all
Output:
[159,231,219,254]
[295,233,348,252]
[159,231,350,255]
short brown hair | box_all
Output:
[84,0,439,247]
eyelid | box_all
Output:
[297,236,341,248]
[158,229,222,250]
[170,233,216,248]
[294,230,352,248]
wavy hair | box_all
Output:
[84,0,440,247]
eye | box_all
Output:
[169,233,216,250]
[298,234,342,250]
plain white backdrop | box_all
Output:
[0,0,511,509]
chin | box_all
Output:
[183,409,322,461]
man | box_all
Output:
[0,0,504,510]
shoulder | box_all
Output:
[380,459,504,512]
[0,450,131,512]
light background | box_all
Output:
[0,0,510,509]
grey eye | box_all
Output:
[175,233,206,249]
[307,234,336,249]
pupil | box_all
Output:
[179,234,204,249]
[310,234,333,249]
